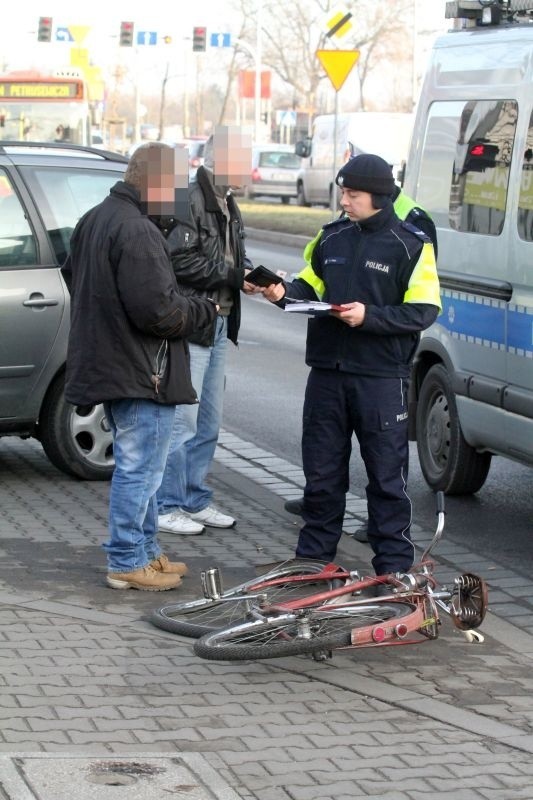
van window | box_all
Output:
[450,100,517,236]
[517,111,533,242]
[416,100,517,236]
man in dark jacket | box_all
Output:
[157,127,254,535]
[62,143,217,591]
[262,154,441,579]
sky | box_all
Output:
[3,0,449,72]
[1,0,449,116]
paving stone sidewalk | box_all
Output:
[1,434,533,800]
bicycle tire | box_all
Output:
[194,602,414,661]
[150,559,342,638]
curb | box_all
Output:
[245,226,309,250]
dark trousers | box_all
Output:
[296,368,414,575]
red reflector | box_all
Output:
[395,623,408,638]
[372,626,386,643]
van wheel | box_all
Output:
[296,183,309,207]
[416,364,491,495]
[281,196,290,205]
[39,374,114,481]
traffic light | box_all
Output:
[192,26,207,52]
[37,16,53,42]
[119,21,134,47]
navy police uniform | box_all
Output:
[282,175,441,575]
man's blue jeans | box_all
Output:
[103,398,176,573]
[158,316,227,515]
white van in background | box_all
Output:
[404,0,533,495]
[294,111,414,207]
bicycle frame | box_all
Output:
[191,493,488,659]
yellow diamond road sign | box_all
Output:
[325,5,353,39]
[316,50,360,92]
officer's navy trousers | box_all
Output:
[296,368,415,575]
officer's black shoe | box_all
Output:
[284,497,304,515]
[351,526,369,543]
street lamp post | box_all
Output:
[254,0,263,142]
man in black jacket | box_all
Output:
[157,128,254,535]
[63,143,217,591]
[262,154,441,579]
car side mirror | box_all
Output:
[295,139,311,158]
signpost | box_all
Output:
[315,48,360,213]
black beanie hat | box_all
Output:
[336,153,395,195]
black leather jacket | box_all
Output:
[166,166,253,346]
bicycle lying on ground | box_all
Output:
[151,493,488,662]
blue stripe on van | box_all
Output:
[508,307,533,353]
[440,295,506,345]
[438,292,532,354]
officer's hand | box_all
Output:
[331,301,365,327]
[262,282,286,303]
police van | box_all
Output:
[404,0,533,494]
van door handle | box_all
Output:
[23,296,59,308]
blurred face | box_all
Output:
[140,146,189,215]
[339,188,378,221]
[212,125,252,188]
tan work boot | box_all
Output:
[106,564,181,591]
[150,553,188,577]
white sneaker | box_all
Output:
[188,505,236,529]
[158,511,204,535]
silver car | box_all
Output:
[0,142,127,479]
[245,145,302,204]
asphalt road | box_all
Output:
[222,239,533,576]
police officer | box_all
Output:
[284,182,438,520]
[262,154,441,577]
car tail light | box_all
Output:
[251,167,261,182]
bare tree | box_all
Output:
[238,0,414,114]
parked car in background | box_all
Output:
[245,144,302,204]
[184,137,207,177]
[0,141,127,480]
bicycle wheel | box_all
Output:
[150,559,343,638]
[194,602,414,661]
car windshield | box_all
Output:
[258,151,301,169]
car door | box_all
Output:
[0,168,65,419]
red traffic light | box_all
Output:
[120,20,134,47]
[192,26,207,52]
[37,16,53,43]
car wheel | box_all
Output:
[281,196,290,205]
[416,364,491,495]
[39,373,114,480]
[296,182,309,207]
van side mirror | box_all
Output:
[295,138,311,158]
[396,161,406,187]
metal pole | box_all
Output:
[254,0,263,142]
[330,90,339,216]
